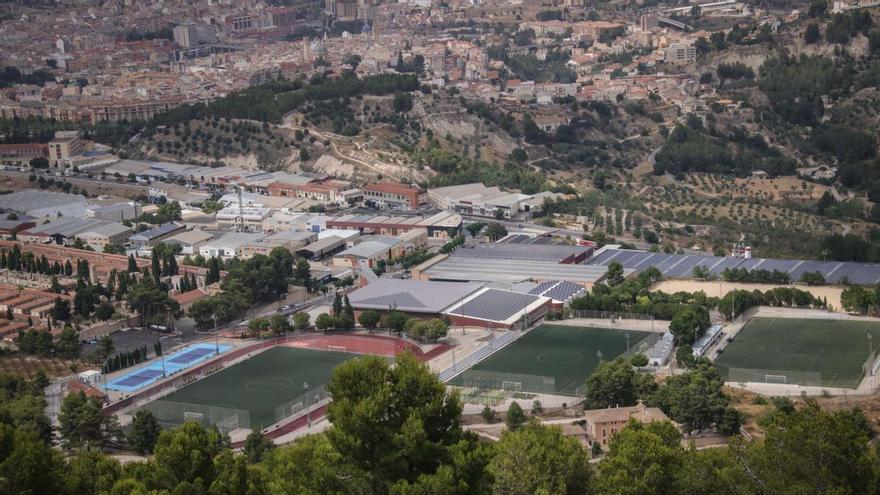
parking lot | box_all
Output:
[82,328,168,360]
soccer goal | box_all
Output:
[328,345,347,352]
[764,374,787,384]
[184,411,205,422]
[502,381,523,392]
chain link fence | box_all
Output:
[274,385,330,421]
[140,400,250,434]
[568,310,655,321]
[724,367,824,387]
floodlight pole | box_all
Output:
[304,381,310,426]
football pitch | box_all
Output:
[450,324,653,396]
[716,318,880,388]
[147,346,359,430]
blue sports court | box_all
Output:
[103,343,232,393]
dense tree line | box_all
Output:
[101,346,149,374]
[0,66,55,87]
[153,72,418,126]
[188,248,295,329]
[417,147,549,194]
[569,265,717,320]
[758,54,846,126]
[654,122,797,177]
[822,233,880,262]
[840,284,880,314]
[7,354,880,494]
[717,287,827,318]
[720,267,791,284]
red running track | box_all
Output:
[282,332,451,361]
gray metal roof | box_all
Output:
[349,279,484,314]
[23,217,126,238]
[0,191,86,214]
[452,243,590,263]
[130,223,184,241]
[76,222,131,237]
[445,288,543,322]
[337,241,393,259]
[299,235,345,254]
[587,247,880,285]
[423,257,612,284]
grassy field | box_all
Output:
[716,318,880,388]
[450,324,652,396]
[150,346,358,429]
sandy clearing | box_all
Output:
[651,279,844,312]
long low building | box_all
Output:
[587,246,880,285]
[325,211,462,240]
[451,243,592,264]
[18,217,131,249]
[347,279,551,329]
[412,254,616,288]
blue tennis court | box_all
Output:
[104,343,232,393]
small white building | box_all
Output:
[78,369,103,386]
[199,232,264,258]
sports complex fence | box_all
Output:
[568,310,655,321]
[725,367,825,387]
[633,331,661,355]
[274,385,329,422]
[142,400,251,434]
[452,369,587,401]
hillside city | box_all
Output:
[2,0,880,494]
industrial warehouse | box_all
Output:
[347,279,552,329]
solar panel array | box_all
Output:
[499,234,563,245]
[544,281,585,301]
[450,289,541,322]
[452,243,590,263]
[528,280,557,295]
[526,280,585,301]
[587,249,880,285]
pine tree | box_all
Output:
[64,259,73,276]
[151,251,161,284]
[128,254,138,273]
[343,295,354,320]
[333,292,343,316]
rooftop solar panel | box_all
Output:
[665,255,715,278]
[831,264,880,285]
[708,257,746,275]
[528,280,558,295]
[609,250,646,267]
[451,289,541,322]
[544,281,584,301]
